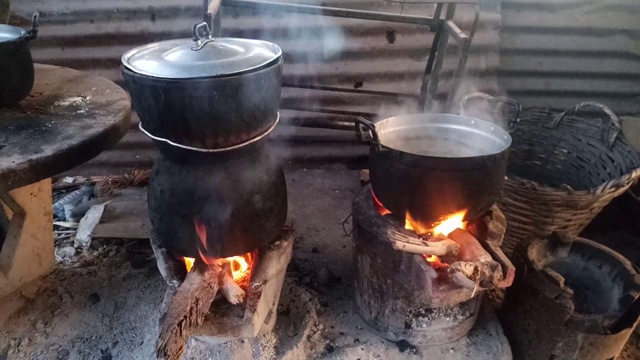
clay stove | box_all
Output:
[500,232,640,360]
[144,115,291,360]
[351,185,514,345]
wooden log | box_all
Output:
[220,262,245,305]
[156,260,224,360]
[448,229,503,288]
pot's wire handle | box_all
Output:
[24,12,39,42]
[459,92,521,132]
[496,97,521,132]
[355,117,381,150]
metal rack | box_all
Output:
[210,0,479,128]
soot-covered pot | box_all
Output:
[0,13,38,107]
[121,22,282,149]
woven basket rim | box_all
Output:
[505,167,640,195]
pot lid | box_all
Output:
[0,25,26,42]
[121,22,282,79]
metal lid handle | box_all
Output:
[191,22,214,51]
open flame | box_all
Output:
[181,254,252,282]
[371,189,466,270]
[183,217,255,283]
[425,254,448,270]
[432,211,466,237]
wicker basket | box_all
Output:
[498,102,640,257]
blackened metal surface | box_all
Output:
[0,30,34,107]
[352,185,481,345]
[368,141,508,225]
[147,141,287,258]
[122,58,282,150]
[0,64,131,190]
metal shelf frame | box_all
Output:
[207,0,479,127]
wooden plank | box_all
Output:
[0,179,55,297]
[92,187,150,239]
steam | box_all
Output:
[218,2,348,163]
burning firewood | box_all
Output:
[220,262,246,305]
[388,229,460,256]
[447,228,503,289]
[156,259,224,360]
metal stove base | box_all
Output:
[357,294,483,345]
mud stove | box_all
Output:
[500,233,640,360]
[352,185,514,345]
[142,115,291,360]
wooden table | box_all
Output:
[0,64,131,297]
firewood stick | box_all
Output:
[448,228,494,263]
[220,262,245,305]
[156,260,224,360]
[391,238,459,256]
[448,229,503,288]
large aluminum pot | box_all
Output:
[0,13,38,107]
[122,22,282,149]
[356,102,518,229]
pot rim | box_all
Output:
[121,36,283,79]
[121,56,283,83]
[372,113,512,160]
[0,24,27,43]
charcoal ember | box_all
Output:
[406,303,471,329]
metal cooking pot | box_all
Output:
[0,13,38,107]
[121,21,282,149]
[356,98,519,229]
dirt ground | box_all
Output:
[0,165,638,359]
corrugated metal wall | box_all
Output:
[11,0,501,174]
[499,0,640,114]
[10,0,639,174]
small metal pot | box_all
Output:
[0,13,38,107]
[122,21,282,149]
[356,100,519,227]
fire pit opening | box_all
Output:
[352,185,515,345]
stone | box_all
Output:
[35,320,45,330]
[88,292,101,305]
[55,246,75,259]
[20,282,41,300]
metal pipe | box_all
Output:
[445,4,480,111]
[444,19,468,43]
[422,3,455,111]
[222,0,440,26]
[283,83,419,99]
[281,117,356,131]
[418,3,444,111]
[280,104,377,119]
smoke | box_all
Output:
[219,2,348,164]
